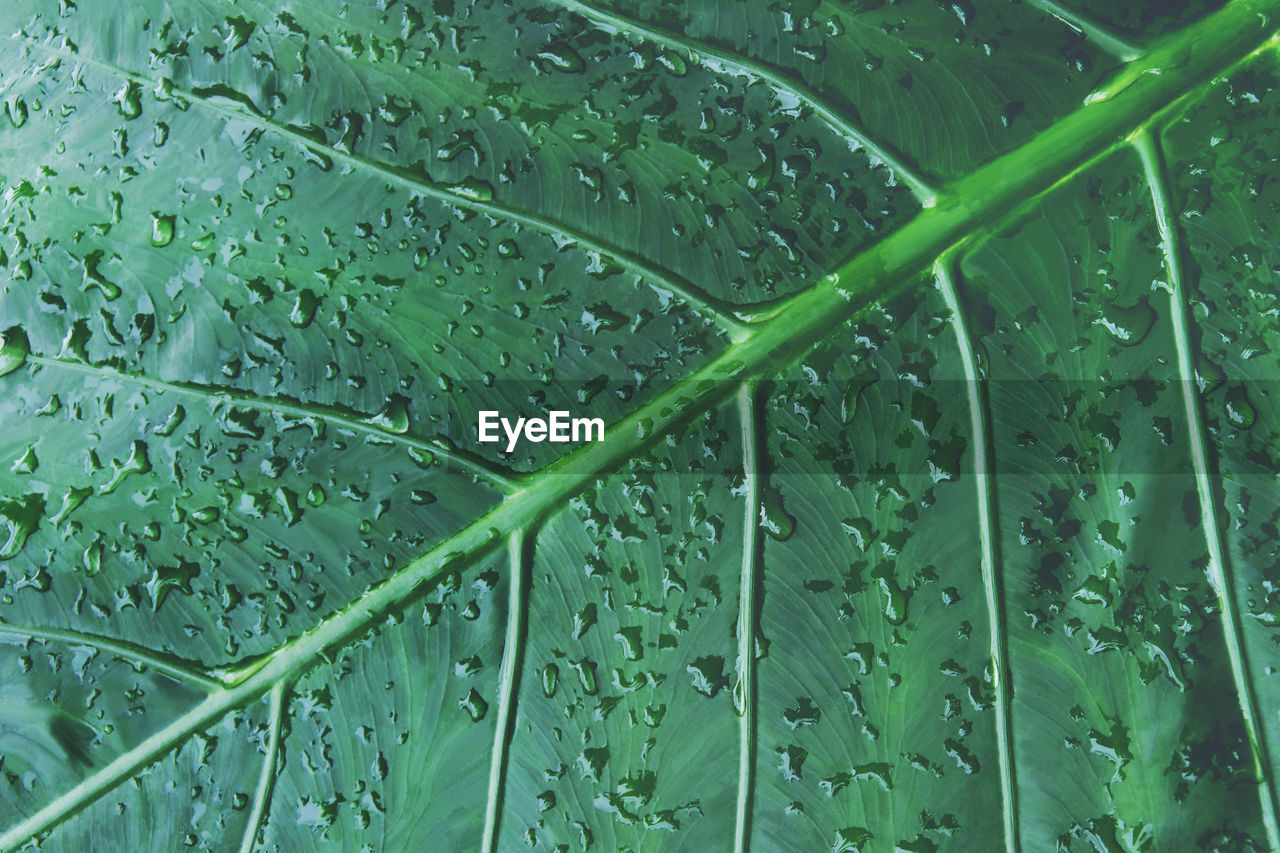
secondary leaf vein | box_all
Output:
[19,37,754,337]
[548,0,939,205]
[1136,129,1280,851]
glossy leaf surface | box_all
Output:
[1,0,1280,851]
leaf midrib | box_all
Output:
[4,0,1279,847]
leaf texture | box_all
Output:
[1,0,1280,850]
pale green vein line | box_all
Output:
[549,0,938,206]
[1026,0,1145,61]
[19,38,751,338]
[1136,130,1280,851]
[27,355,521,492]
[935,257,1019,853]
[732,384,761,853]
[238,682,286,853]
[0,690,255,850]
[482,530,530,853]
[4,5,1278,847]
[0,620,220,692]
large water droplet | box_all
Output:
[1224,384,1257,429]
[150,213,175,247]
[0,327,30,376]
[1096,295,1156,346]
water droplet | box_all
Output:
[100,440,151,495]
[112,82,142,120]
[0,493,45,559]
[833,826,872,852]
[146,557,199,611]
[1224,384,1257,429]
[536,42,585,74]
[5,97,27,129]
[150,212,175,247]
[571,658,598,695]
[82,539,102,576]
[615,626,643,661]
[82,250,120,300]
[363,395,410,434]
[687,655,727,697]
[1073,575,1112,607]
[0,327,30,377]
[541,663,558,698]
[577,746,608,781]
[459,688,488,722]
[853,762,893,792]
[191,506,220,524]
[10,446,37,474]
[290,289,321,328]
[760,488,796,541]
[154,405,185,437]
[573,603,597,639]
[777,744,807,781]
[448,176,493,202]
[1096,295,1156,346]
[275,487,302,526]
[872,565,910,625]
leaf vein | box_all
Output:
[5,5,1277,846]
[1137,129,1280,850]
[549,0,939,205]
[481,530,531,853]
[18,37,754,336]
[935,257,1019,853]
[27,355,521,492]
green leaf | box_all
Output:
[1,0,1280,851]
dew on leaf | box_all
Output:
[363,395,410,434]
[573,603,597,639]
[1096,295,1157,346]
[10,446,38,475]
[51,486,92,526]
[872,566,910,625]
[146,557,200,610]
[541,663,558,698]
[833,826,872,852]
[571,658,598,695]
[615,626,643,661]
[150,213,175,247]
[191,506,220,524]
[853,762,893,792]
[459,688,488,722]
[760,488,796,541]
[1224,384,1257,429]
[81,539,104,579]
[777,744,807,781]
[100,440,151,495]
[154,404,185,437]
[1073,575,1112,607]
[578,746,608,782]
[841,369,879,423]
[275,488,303,526]
[112,82,142,119]
[4,96,27,128]
[536,42,585,74]
[687,655,727,697]
[290,289,321,328]
[81,250,121,301]
[0,327,31,377]
[0,493,45,559]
